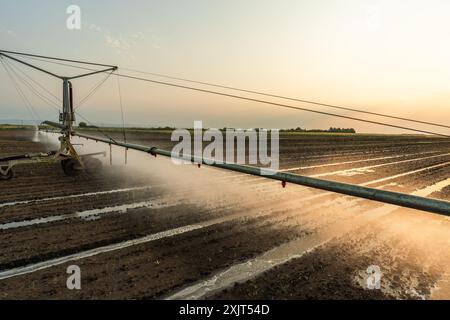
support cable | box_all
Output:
[74,111,118,144]
[74,71,114,110]
[1,58,41,125]
[17,56,450,134]
[115,73,450,138]
[116,71,128,164]
[7,60,62,104]
[122,67,450,130]
[5,60,61,110]
[4,52,449,137]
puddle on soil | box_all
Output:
[281,151,438,172]
[337,168,375,177]
[380,182,399,187]
[166,176,450,300]
[0,198,176,230]
[0,186,152,208]
[412,178,450,197]
[166,203,399,300]
[313,153,450,178]
[31,128,39,143]
[0,211,253,281]
[0,223,207,281]
[362,162,450,186]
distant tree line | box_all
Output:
[76,122,356,134]
[281,127,356,133]
[78,122,90,128]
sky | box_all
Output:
[0,0,449,134]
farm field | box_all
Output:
[0,129,449,300]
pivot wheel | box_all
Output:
[0,168,14,181]
[61,158,82,177]
[83,157,103,174]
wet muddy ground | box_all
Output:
[0,130,449,299]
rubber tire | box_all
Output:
[83,157,102,174]
[61,159,82,177]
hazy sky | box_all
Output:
[0,0,449,134]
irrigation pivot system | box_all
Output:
[0,50,449,217]
[74,132,450,216]
[0,50,116,177]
